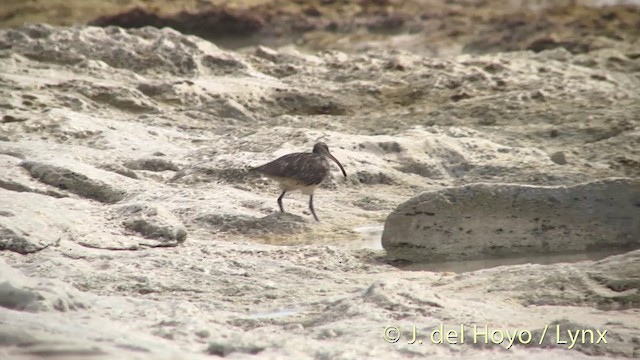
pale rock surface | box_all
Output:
[382,178,640,262]
[0,24,638,359]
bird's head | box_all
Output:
[312,142,347,178]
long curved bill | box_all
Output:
[327,153,347,178]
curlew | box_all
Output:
[250,142,347,221]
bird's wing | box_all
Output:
[254,153,328,185]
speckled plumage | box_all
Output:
[252,152,331,186]
[250,142,347,221]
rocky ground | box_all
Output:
[1,0,639,359]
[2,0,640,56]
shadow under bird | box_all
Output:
[249,142,347,221]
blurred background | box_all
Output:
[1,0,639,56]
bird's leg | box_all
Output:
[309,195,319,222]
[277,191,286,213]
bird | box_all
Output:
[249,142,347,221]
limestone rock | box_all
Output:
[0,258,89,312]
[382,178,640,262]
[124,157,180,172]
[0,190,65,254]
[550,151,568,165]
[20,160,127,204]
[195,212,308,236]
[0,190,175,252]
[116,203,187,244]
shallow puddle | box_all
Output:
[398,248,632,273]
[346,224,635,273]
[348,223,384,250]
